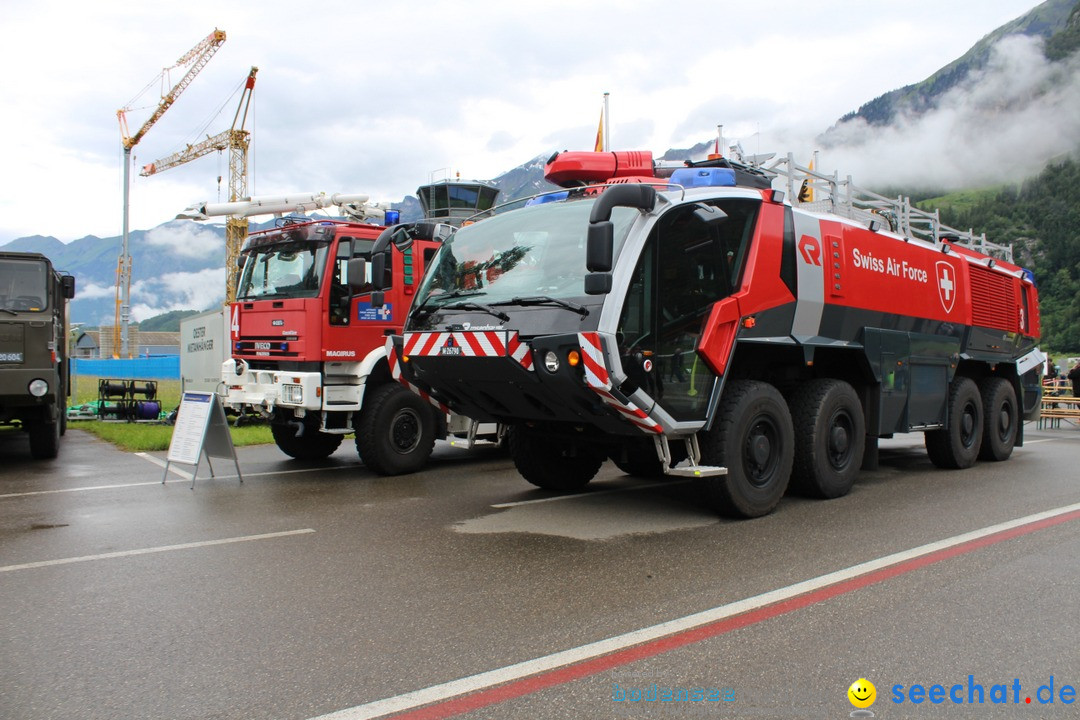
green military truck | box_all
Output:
[0,252,76,458]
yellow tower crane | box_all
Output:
[114,29,226,358]
[142,66,257,304]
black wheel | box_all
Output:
[270,416,343,460]
[789,379,865,498]
[508,425,604,491]
[28,416,60,460]
[355,384,436,476]
[698,380,794,518]
[978,377,1017,462]
[925,376,983,469]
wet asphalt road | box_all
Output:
[0,424,1077,720]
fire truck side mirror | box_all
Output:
[586,222,614,272]
[585,184,657,276]
[371,252,388,291]
[347,258,368,293]
[61,275,76,299]
[371,291,385,308]
[584,273,612,295]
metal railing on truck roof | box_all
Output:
[763,152,1013,263]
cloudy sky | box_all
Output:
[0,0,1051,245]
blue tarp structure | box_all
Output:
[72,356,180,380]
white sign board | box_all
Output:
[180,308,227,393]
[163,391,242,487]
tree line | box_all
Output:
[931,158,1080,352]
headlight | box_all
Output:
[282,384,303,404]
[28,379,49,397]
[543,351,560,373]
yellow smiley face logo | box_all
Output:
[848,678,876,708]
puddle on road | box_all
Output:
[453,481,718,540]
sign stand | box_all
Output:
[162,391,244,489]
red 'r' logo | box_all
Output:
[798,235,822,266]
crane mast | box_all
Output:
[113,29,226,358]
[141,66,257,303]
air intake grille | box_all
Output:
[969,265,1017,332]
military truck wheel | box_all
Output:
[355,384,436,476]
[270,417,343,460]
[698,380,794,518]
[925,376,983,469]
[508,425,604,491]
[789,379,865,498]
[977,377,1017,462]
[28,417,60,460]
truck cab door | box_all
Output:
[328,237,377,328]
[616,198,759,423]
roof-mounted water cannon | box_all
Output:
[176,192,391,222]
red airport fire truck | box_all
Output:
[378,150,1044,516]
[220,181,500,474]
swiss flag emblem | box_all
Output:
[936,261,956,314]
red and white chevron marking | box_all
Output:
[402,331,534,371]
[384,337,449,414]
[577,332,662,435]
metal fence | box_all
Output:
[71,357,180,380]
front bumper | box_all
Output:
[221,359,361,413]
[389,331,663,437]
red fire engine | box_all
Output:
[380,150,1043,516]
[221,181,500,474]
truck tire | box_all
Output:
[925,376,983,469]
[977,377,1017,462]
[271,418,343,460]
[698,380,794,518]
[508,425,604,491]
[355,384,436,476]
[28,417,60,460]
[789,379,865,499]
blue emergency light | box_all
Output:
[525,191,569,206]
[669,167,736,188]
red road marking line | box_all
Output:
[382,508,1080,720]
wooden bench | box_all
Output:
[1038,394,1080,429]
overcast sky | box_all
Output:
[0,0,1049,244]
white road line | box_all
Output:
[0,479,187,499]
[136,452,195,480]
[492,479,693,508]
[0,461,358,499]
[0,528,315,574]
[311,501,1080,720]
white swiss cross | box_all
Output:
[940,267,953,300]
[935,261,956,314]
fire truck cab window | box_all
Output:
[237,242,329,300]
[616,197,760,422]
[330,238,375,326]
[413,199,637,309]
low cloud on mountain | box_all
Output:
[144,223,223,259]
[816,35,1080,190]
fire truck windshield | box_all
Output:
[236,241,330,300]
[414,198,639,309]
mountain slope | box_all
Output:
[835,0,1075,128]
